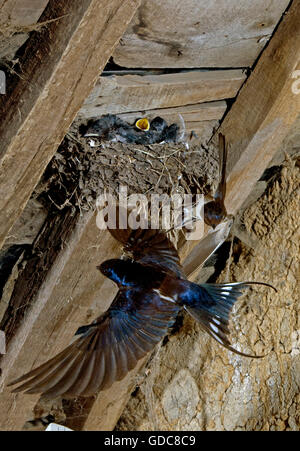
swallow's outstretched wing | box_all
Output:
[107,206,183,278]
[8,288,180,398]
[183,281,277,358]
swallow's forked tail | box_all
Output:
[182,281,277,358]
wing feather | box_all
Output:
[63,350,97,397]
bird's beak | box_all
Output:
[84,131,100,137]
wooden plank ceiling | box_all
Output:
[0,0,141,250]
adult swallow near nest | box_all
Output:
[204,133,231,228]
[8,214,276,398]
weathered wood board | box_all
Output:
[80,70,245,117]
[0,211,118,430]
[82,100,226,125]
[0,0,49,26]
[221,1,300,215]
[183,120,219,142]
[0,0,141,251]
[113,0,290,68]
[0,0,50,58]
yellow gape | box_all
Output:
[135,118,150,131]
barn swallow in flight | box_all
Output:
[204,133,231,228]
[8,209,276,399]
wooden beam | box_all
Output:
[0,211,120,430]
[0,0,49,25]
[0,0,50,58]
[112,0,290,68]
[79,70,245,117]
[0,331,5,355]
[0,0,141,250]
[221,0,300,215]
[79,358,147,431]
[1,0,299,433]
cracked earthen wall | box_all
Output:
[117,159,300,432]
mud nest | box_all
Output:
[35,121,219,214]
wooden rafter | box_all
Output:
[112,0,291,68]
[0,0,299,433]
[0,0,141,250]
